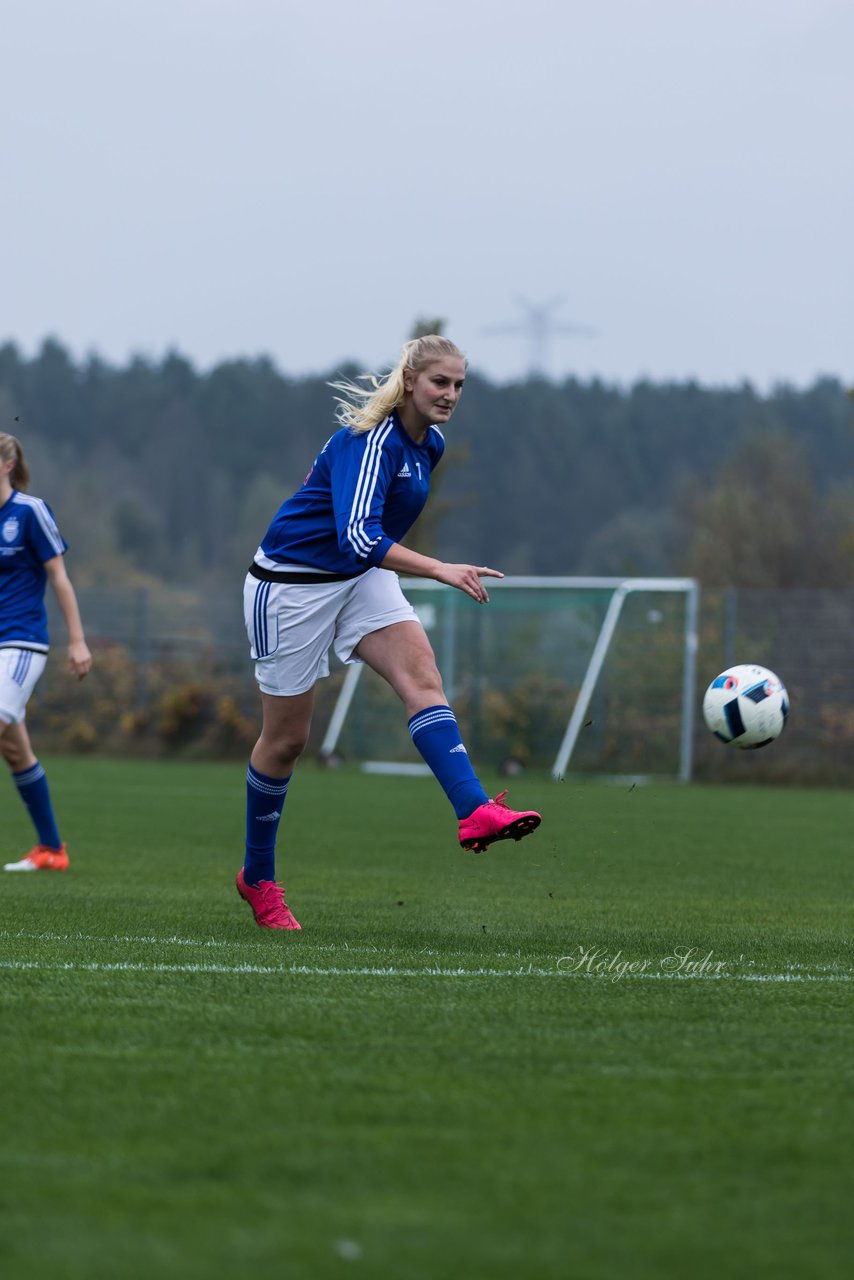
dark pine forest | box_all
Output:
[1,338,852,591]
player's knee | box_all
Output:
[409,659,446,705]
[269,726,310,770]
[0,731,25,770]
[419,651,444,691]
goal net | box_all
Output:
[320,577,700,781]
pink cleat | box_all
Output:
[236,868,301,930]
[458,791,542,853]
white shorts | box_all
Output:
[243,567,420,696]
[0,648,48,725]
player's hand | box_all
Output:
[68,640,92,680]
[437,563,504,603]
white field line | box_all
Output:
[0,958,851,983]
[7,932,848,973]
[1,930,851,983]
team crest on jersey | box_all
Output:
[2,516,20,544]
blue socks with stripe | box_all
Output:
[408,705,488,820]
[244,709,483,880]
[12,762,62,849]
[244,762,291,885]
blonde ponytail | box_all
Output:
[0,433,29,492]
[330,335,467,434]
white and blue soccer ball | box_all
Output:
[702,664,789,749]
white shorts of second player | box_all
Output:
[0,648,48,725]
[243,567,420,697]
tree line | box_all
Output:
[1,337,852,590]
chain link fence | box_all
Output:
[29,583,854,784]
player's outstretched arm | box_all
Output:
[44,556,93,679]
[379,543,503,604]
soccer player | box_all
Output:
[0,433,92,872]
[238,334,542,929]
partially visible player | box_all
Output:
[238,335,542,930]
[0,433,92,871]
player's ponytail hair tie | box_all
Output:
[0,432,30,492]
[330,334,467,434]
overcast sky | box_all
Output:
[2,0,851,387]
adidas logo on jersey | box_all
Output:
[397,463,412,478]
[449,744,468,754]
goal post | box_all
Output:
[547,578,700,781]
[320,576,700,782]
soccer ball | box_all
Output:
[702,664,789,749]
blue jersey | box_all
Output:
[257,411,445,575]
[0,491,68,651]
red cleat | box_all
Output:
[4,843,69,872]
[458,792,541,853]
[236,868,301,930]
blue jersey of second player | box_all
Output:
[0,491,68,651]
[258,411,445,574]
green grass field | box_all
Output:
[1,758,852,1280]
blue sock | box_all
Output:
[408,705,488,820]
[12,762,62,849]
[244,763,291,885]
